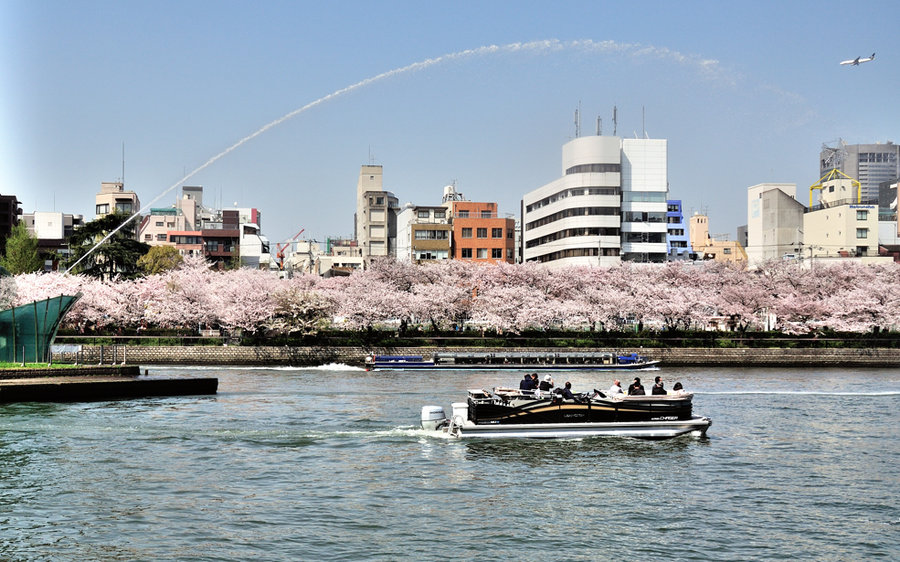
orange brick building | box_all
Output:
[445,201,516,263]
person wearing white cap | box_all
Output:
[539,374,554,392]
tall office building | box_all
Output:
[522,135,668,268]
[820,141,900,203]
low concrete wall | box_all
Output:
[74,345,900,368]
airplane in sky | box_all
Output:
[840,52,875,66]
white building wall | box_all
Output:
[32,212,65,239]
[746,183,803,266]
[523,136,623,268]
[396,207,415,262]
[803,204,878,257]
[621,139,668,261]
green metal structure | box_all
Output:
[0,295,81,363]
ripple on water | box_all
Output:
[0,366,898,561]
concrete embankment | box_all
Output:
[68,345,900,368]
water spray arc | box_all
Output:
[66,39,724,273]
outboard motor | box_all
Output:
[421,405,447,431]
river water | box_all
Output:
[1,365,897,561]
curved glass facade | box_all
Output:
[0,295,81,363]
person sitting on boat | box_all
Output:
[628,377,645,396]
[539,374,554,392]
[651,376,667,395]
[672,382,687,395]
[520,373,535,391]
[608,379,624,396]
[556,381,575,400]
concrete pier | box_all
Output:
[0,366,217,403]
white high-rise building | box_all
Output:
[522,135,668,268]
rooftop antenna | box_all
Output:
[574,101,581,138]
[612,105,618,136]
[596,116,602,136]
[368,145,375,165]
[121,142,125,186]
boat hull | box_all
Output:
[368,352,659,371]
[424,388,711,440]
[448,416,712,439]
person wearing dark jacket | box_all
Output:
[628,377,645,396]
[557,381,575,400]
[651,375,667,395]
[519,373,535,391]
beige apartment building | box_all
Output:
[355,165,399,260]
[95,181,140,219]
[689,213,747,265]
[745,183,804,267]
[803,174,879,258]
[396,204,452,263]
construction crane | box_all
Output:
[275,228,305,271]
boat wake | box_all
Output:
[700,390,900,396]
[145,363,366,372]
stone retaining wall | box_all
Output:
[71,345,900,367]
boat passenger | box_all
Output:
[539,374,554,392]
[557,381,575,400]
[519,373,535,391]
[651,375,667,395]
[628,377,645,396]
[672,382,687,395]
[608,379,624,396]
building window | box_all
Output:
[477,248,488,259]
[115,202,133,214]
[96,204,110,215]
[723,247,732,254]
[375,197,384,205]
[417,210,430,219]
[477,228,487,238]
[414,229,448,240]
[434,210,446,219]
[492,248,502,259]
[481,210,492,218]
[144,234,152,241]
[508,230,514,239]
[461,248,472,258]
[156,234,167,241]
[461,227,472,238]
[457,210,469,218]
[856,210,868,220]
[491,228,503,238]
[856,228,869,239]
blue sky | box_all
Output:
[2,0,897,246]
